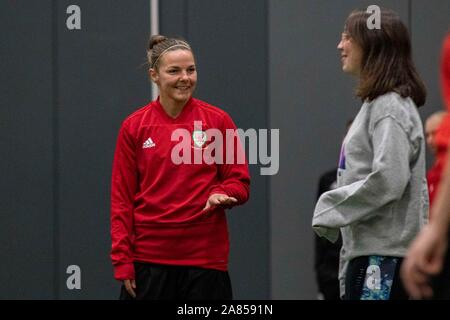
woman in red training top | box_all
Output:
[425,33,450,217]
[110,35,250,300]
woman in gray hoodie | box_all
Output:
[312,8,428,300]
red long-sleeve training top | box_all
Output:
[110,97,250,280]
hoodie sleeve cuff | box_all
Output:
[313,226,340,243]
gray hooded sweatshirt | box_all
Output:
[312,92,429,297]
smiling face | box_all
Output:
[150,49,197,106]
[337,32,363,76]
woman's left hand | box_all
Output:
[203,194,238,211]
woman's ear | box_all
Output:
[149,68,159,83]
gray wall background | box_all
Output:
[1,0,448,299]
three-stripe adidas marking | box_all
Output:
[143,137,155,149]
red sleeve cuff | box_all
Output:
[209,186,228,197]
[114,263,135,280]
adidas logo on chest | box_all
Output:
[142,137,156,149]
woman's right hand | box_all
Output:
[123,279,136,298]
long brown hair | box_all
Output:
[345,8,427,107]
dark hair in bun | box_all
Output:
[148,35,168,50]
[147,35,192,70]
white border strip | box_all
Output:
[150,0,159,101]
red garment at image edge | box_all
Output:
[110,97,250,280]
[427,147,447,210]
[441,33,450,111]
[430,34,450,216]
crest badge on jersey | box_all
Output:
[192,130,207,148]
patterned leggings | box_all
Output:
[344,255,408,300]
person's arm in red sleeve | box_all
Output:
[206,113,250,210]
[441,34,450,110]
[110,119,138,281]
